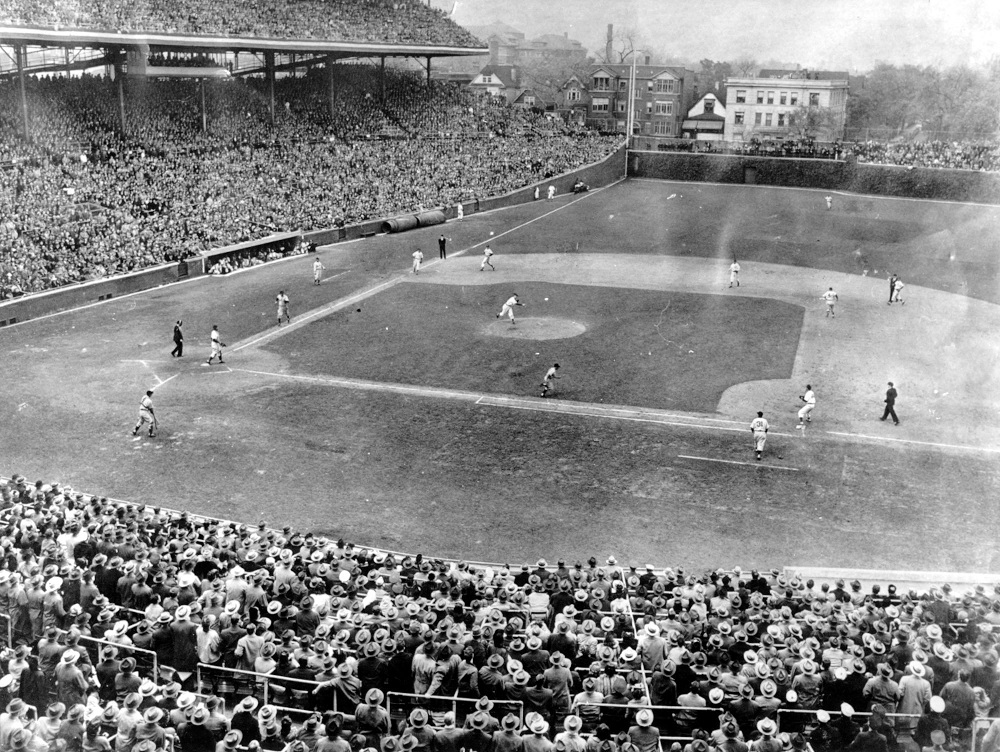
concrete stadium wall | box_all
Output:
[0,143,626,326]
[629,151,1000,204]
[0,262,187,327]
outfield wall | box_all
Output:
[629,151,1000,204]
[0,142,627,326]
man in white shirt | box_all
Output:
[729,259,741,288]
[821,287,839,317]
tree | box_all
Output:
[598,26,644,64]
[790,105,840,141]
[696,59,732,98]
[516,54,593,106]
[731,56,758,77]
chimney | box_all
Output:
[644,55,650,66]
[606,24,613,62]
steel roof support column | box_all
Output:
[16,44,29,139]
[266,51,275,126]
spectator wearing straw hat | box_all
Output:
[230,697,260,746]
[116,693,144,752]
[897,661,931,735]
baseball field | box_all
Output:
[4,178,1000,573]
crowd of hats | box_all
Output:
[2,475,999,752]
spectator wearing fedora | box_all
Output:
[55,650,88,708]
[863,663,901,713]
[627,709,659,752]
[116,693,144,752]
[554,715,586,752]
[178,706,216,752]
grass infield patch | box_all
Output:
[264,282,804,412]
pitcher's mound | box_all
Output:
[487,317,587,340]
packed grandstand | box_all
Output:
[1,474,999,752]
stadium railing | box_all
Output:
[196,663,332,712]
[386,691,523,727]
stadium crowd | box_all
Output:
[0,0,483,46]
[0,68,621,298]
[1,473,1000,752]
[848,140,1000,172]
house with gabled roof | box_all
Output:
[469,64,519,101]
[682,92,727,140]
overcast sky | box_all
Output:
[444,0,1000,72]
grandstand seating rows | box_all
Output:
[1,474,999,752]
[0,68,621,299]
[0,0,483,47]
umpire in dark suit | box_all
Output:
[880,382,898,425]
[171,320,184,357]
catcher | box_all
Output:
[207,324,227,364]
[132,390,157,438]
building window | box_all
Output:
[593,76,610,91]
[809,92,820,106]
[754,112,762,125]
[789,113,796,126]
[618,79,628,91]
[646,101,653,114]
[734,111,745,124]
[654,121,672,135]
[616,99,627,113]
[654,79,675,93]
[790,92,799,105]
[777,113,786,126]
[767,91,774,104]
[524,96,535,106]
[756,90,764,104]
[592,97,609,112]
[654,101,672,115]
[780,91,787,105]
[735,89,746,103]
[703,99,715,114]
[765,113,773,126]
[482,75,493,83]
[567,89,580,102]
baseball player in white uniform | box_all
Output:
[411,249,424,274]
[797,385,816,428]
[750,411,768,460]
[497,294,524,324]
[729,259,741,288]
[540,364,560,397]
[207,325,226,365]
[480,245,495,271]
[821,287,839,317]
[276,291,291,326]
[132,390,156,437]
[313,258,325,285]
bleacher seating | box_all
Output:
[0,67,621,299]
[1,473,999,752]
[0,0,483,47]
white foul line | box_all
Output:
[152,373,179,389]
[824,431,1000,454]
[678,454,801,471]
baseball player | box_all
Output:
[797,385,816,428]
[132,390,156,438]
[207,324,226,365]
[412,249,424,274]
[480,245,495,271]
[276,291,291,326]
[729,259,741,288]
[891,278,905,304]
[750,411,769,461]
[313,258,325,285]
[825,195,833,210]
[821,287,839,317]
[540,364,560,397]
[496,294,524,325]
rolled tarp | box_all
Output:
[415,210,446,228]
[381,215,419,233]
